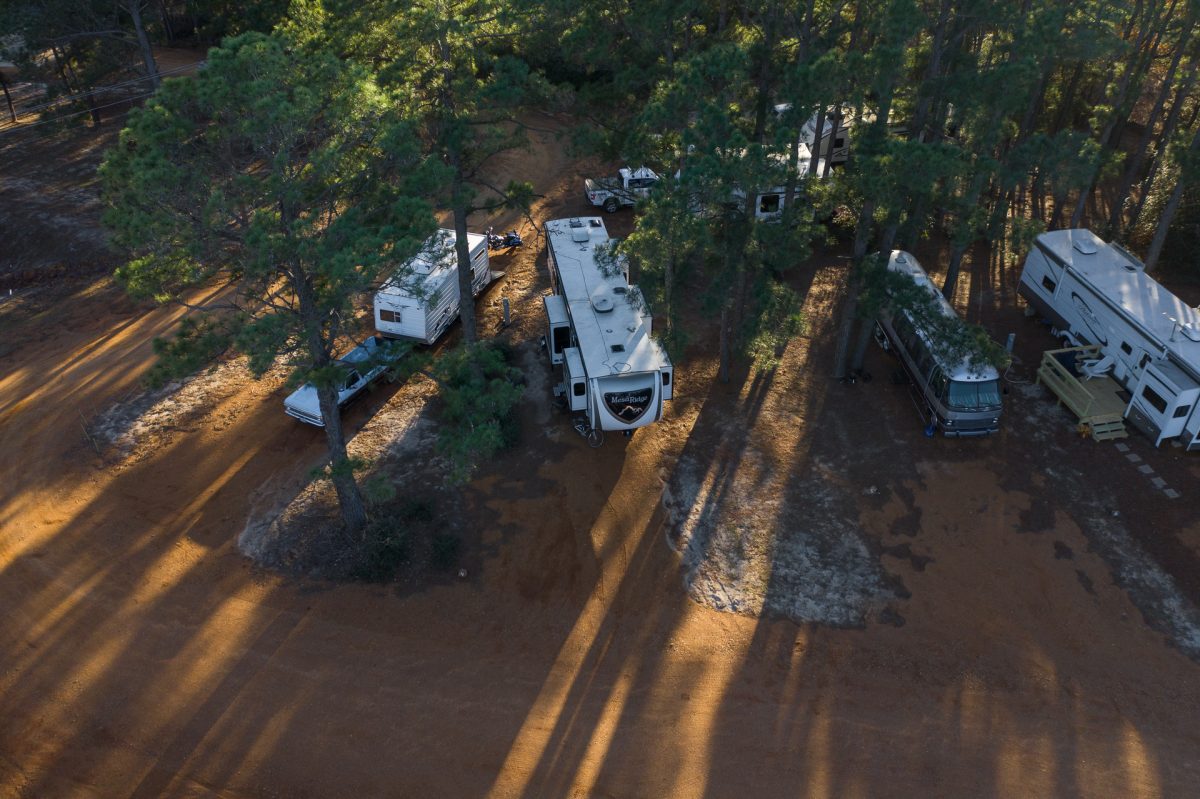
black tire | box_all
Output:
[603,198,619,213]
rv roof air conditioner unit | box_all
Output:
[572,226,591,243]
[592,295,615,312]
[1072,237,1099,255]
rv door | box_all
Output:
[1125,359,1200,446]
[542,294,571,366]
[563,347,587,412]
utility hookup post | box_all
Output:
[502,297,510,327]
[1005,333,1016,353]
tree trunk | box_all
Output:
[128,0,162,90]
[1130,61,1198,229]
[1145,127,1200,272]
[848,313,875,373]
[1071,2,1175,228]
[1108,15,1195,236]
[0,73,15,123]
[718,304,732,383]
[832,199,874,380]
[52,45,101,125]
[295,265,368,535]
[451,190,478,344]
[317,381,369,535]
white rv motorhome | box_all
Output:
[374,229,490,345]
[542,217,673,444]
[1019,228,1200,449]
[876,251,1003,436]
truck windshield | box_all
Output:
[946,378,1001,410]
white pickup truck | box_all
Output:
[284,335,404,427]
[584,166,659,213]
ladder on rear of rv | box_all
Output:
[1036,345,1129,442]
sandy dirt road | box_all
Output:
[2,120,1200,798]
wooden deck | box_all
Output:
[1035,345,1129,441]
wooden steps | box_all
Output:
[1036,345,1129,442]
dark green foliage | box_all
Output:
[354,516,412,582]
[99,29,440,534]
[430,532,461,572]
[860,254,1009,374]
[427,342,525,482]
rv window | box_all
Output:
[947,379,1002,411]
[1041,275,1057,293]
[759,194,781,214]
[661,372,671,386]
[1120,342,1132,355]
[1141,385,1168,414]
[1174,405,1192,419]
[380,309,399,323]
[929,368,948,402]
[552,325,571,354]
[573,382,586,397]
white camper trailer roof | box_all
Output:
[545,217,671,378]
[887,250,999,382]
[379,229,487,298]
[1036,229,1200,363]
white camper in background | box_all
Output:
[773,104,851,165]
[542,217,673,445]
[1019,228,1200,449]
[676,145,827,222]
[374,229,490,345]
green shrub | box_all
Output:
[354,517,411,582]
[431,532,461,572]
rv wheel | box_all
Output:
[587,428,605,448]
[603,198,619,214]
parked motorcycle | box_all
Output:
[486,227,523,250]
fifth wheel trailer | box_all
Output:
[541,217,673,442]
[374,229,490,345]
[1018,228,1200,449]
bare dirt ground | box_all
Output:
[2,103,1200,798]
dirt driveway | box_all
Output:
[1,118,1200,798]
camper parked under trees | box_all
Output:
[875,251,1003,436]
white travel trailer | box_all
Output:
[374,229,490,344]
[542,217,673,444]
[1019,228,1200,449]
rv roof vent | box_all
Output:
[572,226,591,243]
[1072,237,1099,255]
[589,219,603,227]
[568,219,583,228]
[613,286,628,294]
[894,253,907,264]
[610,344,626,353]
[592,295,615,313]
[1182,323,1200,343]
